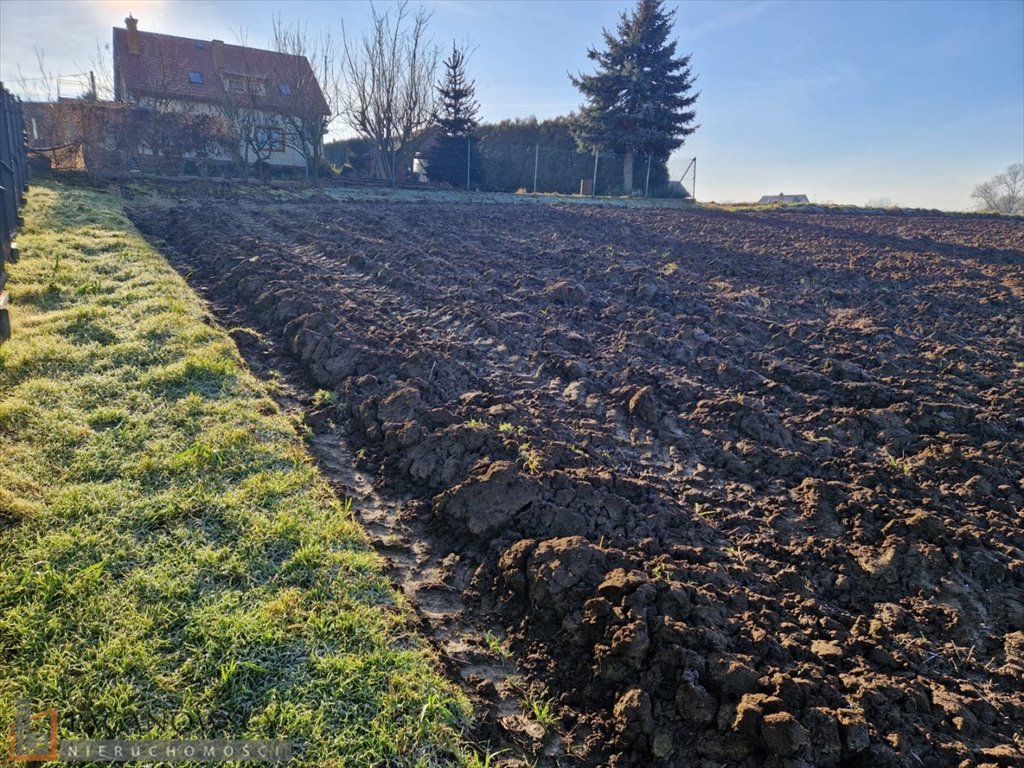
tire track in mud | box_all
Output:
[129,194,1024,768]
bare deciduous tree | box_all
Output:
[109,34,236,175]
[971,163,1023,214]
[129,37,214,174]
[339,1,439,179]
[18,47,112,170]
[86,40,115,101]
[220,31,280,179]
[16,47,58,102]
[271,16,339,179]
[866,198,900,209]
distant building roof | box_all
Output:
[758,193,810,204]
[112,18,329,117]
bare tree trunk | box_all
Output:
[623,149,634,196]
[369,146,389,179]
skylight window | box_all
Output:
[278,83,292,96]
[188,71,204,84]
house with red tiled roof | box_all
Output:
[112,15,329,174]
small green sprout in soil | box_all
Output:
[525,696,558,728]
[311,388,340,407]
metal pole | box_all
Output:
[391,147,396,189]
[592,149,599,196]
[645,154,651,198]
[672,158,696,199]
[466,137,470,191]
[533,144,539,193]
[692,157,697,201]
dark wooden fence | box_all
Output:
[0,82,29,343]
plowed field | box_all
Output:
[130,195,1024,768]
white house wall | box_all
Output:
[139,97,308,168]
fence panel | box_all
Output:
[329,136,696,199]
[0,81,30,343]
[441,136,694,199]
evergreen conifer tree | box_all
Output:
[570,0,699,194]
[426,43,482,188]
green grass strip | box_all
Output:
[0,182,473,767]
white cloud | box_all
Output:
[680,0,771,43]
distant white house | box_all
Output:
[758,193,810,204]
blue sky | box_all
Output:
[1,0,1021,208]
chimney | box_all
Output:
[125,15,140,54]
[212,39,224,70]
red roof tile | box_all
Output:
[113,26,329,116]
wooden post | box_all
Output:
[645,154,651,198]
[533,144,539,193]
[0,290,10,343]
[592,150,599,197]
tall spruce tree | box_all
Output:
[426,42,482,188]
[570,0,699,194]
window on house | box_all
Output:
[195,40,206,49]
[278,83,292,96]
[188,71,204,84]
[256,127,285,152]
[226,77,265,95]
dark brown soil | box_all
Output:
[128,194,1024,768]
